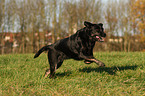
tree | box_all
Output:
[104,0,119,51]
[62,0,102,36]
[0,0,5,54]
[130,0,145,42]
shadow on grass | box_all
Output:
[79,65,138,75]
[56,71,72,77]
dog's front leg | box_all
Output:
[80,54,105,67]
[85,58,105,67]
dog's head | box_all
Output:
[84,21,106,42]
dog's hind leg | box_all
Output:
[49,61,64,78]
[44,61,63,78]
[57,61,63,69]
[45,50,58,78]
[49,62,57,78]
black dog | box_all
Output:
[34,21,106,78]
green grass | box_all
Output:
[0,52,145,96]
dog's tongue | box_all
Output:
[96,36,104,42]
[96,36,100,39]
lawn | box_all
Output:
[0,52,145,96]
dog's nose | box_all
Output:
[104,33,106,37]
[102,33,106,37]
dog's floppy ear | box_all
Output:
[84,21,92,27]
[98,23,103,27]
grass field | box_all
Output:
[0,52,145,96]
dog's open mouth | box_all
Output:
[96,36,104,42]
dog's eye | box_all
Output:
[96,29,100,33]
[96,29,99,31]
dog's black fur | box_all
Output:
[34,21,106,78]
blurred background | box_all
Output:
[0,0,144,54]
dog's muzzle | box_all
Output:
[96,36,104,42]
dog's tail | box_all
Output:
[34,45,50,58]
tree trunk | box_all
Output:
[1,33,4,54]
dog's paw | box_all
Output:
[99,62,105,67]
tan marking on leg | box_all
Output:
[44,69,50,78]
[55,64,57,71]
